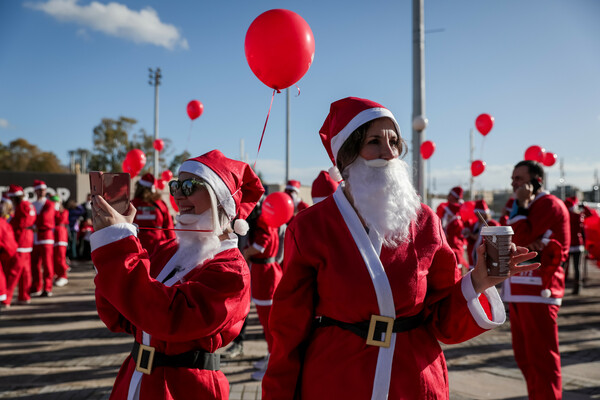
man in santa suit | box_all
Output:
[463,199,500,269]
[504,160,570,399]
[500,197,515,226]
[311,170,339,205]
[284,180,309,216]
[563,196,585,295]
[131,173,176,254]
[0,206,18,308]
[31,179,55,297]
[90,149,263,400]
[262,97,539,400]
[51,195,70,287]
[436,186,463,225]
[442,201,468,274]
[2,185,36,306]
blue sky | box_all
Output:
[1,0,599,196]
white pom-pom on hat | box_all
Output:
[234,219,250,236]
[541,289,552,298]
[328,165,343,183]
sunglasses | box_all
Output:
[168,179,207,197]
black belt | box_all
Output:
[315,311,424,348]
[250,257,276,264]
[131,342,220,375]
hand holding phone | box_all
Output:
[89,171,131,215]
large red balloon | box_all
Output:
[524,145,545,162]
[187,100,204,120]
[153,139,164,152]
[121,159,131,174]
[245,9,315,90]
[125,149,146,174]
[420,140,436,160]
[161,170,173,182]
[156,179,165,191]
[542,152,557,167]
[471,160,486,177]
[475,113,494,136]
[260,192,294,228]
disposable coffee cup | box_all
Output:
[481,226,514,277]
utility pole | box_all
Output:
[285,88,291,183]
[412,0,427,203]
[559,157,566,200]
[469,129,474,200]
[148,67,162,179]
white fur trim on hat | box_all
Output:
[179,160,235,219]
[330,107,399,164]
[34,183,47,190]
[285,184,300,193]
[138,179,154,188]
[7,191,23,197]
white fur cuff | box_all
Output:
[461,270,506,329]
[90,223,138,252]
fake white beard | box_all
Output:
[344,157,421,247]
[170,209,221,281]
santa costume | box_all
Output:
[285,180,309,215]
[132,173,176,254]
[464,199,500,269]
[91,149,263,400]
[3,185,36,305]
[311,170,339,204]
[31,180,55,295]
[563,196,585,293]
[262,97,507,400]
[52,196,70,286]
[0,216,18,304]
[442,202,468,272]
[504,189,570,399]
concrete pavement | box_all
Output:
[1,259,599,399]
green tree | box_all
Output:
[168,150,191,174]
[0,138,66,172]
[130,130,173,175]
[88,117,138,172]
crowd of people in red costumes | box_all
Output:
[1,98,598,400]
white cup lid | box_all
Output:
[481,226,514,235]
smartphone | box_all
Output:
[530,178,542,193]
[89,171,131,215]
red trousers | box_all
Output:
[2,252,32,304]
[32,244,54,293]
[251,262,282,353]
[53,245,69,280]
[509,302,562,399]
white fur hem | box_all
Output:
[461,270,506,329]
[90,223,138,252]
[252,297,273,306]
[252,242,266,253]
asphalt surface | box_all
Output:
[1,259,599,400]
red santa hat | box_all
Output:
[564,196,578,211]
[138,173,156,192]
[33,180,47,190]
[311,170,339,204]
[285,180,301,193]
[504,197,514,212]
[474,199,490,215]
[6,184,24,197]
[179,149,265,235]
[319,97,400,181]
[449,186,463,201]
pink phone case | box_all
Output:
[89,171,130,214]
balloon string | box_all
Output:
[186,120,194,150]
[138,227,212,232]
[253,89,276,170]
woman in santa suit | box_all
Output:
[262,97,539,400]
[91,149,264,400]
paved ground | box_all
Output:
[1,259,599,400]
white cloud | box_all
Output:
[0,118,9,128]
[25,0,188,50]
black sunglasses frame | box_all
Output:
[168,179,207,197]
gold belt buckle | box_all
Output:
[366,315,394,348]
[135,344,155,375]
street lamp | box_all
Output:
[148,67,162,178]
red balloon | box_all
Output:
[156,179,166,191]
[161,170,173,182]
[475,113,494,136]
[420,140,436,160]
[125,149,146,173]
[471,160,486,177]
[153,139,164,152]
[542,152,557,167]
[260,192,294,228]
[121,159,130,174]
[245,9,315,90]
[524,145,545,162]
[187,100,204,120]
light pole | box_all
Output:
[285,88,290,183]
[412,0,426,202]
[148,67,162,178]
